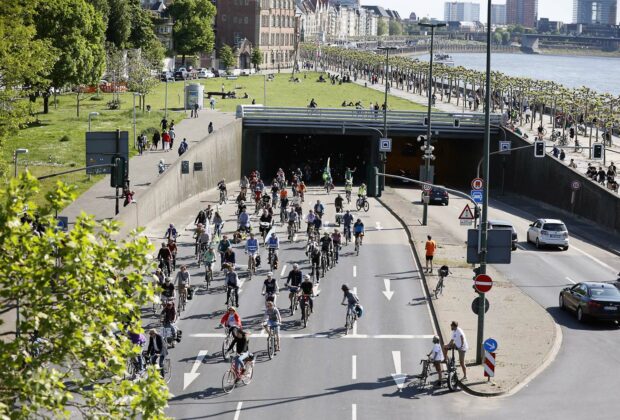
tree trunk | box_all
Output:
[43,94,49,114]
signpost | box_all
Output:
[471,296,490,314]
[471,178,484,190]
[499,140,511,155]
[483,338,498,353]
[474,274,493,293]
[459,204,475,226]
[483,352,496,379]
[570,180,581,191]
[570,180,581,213]
[422,184,432,192]
[379,138,392,153]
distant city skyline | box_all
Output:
[360,0,619,24]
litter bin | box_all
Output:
[185,83,204,110]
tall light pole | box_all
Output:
[378,46,397,192]
[133,93,142,149]
[419,21,446,226]
[14,148,29,177]
[88,111,99,132]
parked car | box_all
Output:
[488,220,518,251]
[174,67,189,80]
[197,68,215,79]
[160,71,174,82]
[526,218,569,250]
[421,187,449,206]
[559,282,620,323]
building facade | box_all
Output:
[573,0,618,25]
[491,3,507,25]
[506,0,539,28]
[444,1,481,22]
[215,0,297,70]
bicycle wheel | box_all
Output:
[363,201,369,212]
[303,306,308,328]
[267,333,275,360]
[417,361,429,387]
[222,337,231,361]
[222,369,236,393]
[163,358,172,384]
[290,295,296,315]
[355,200,361,211]
[241,363,254,385]
[447,368,459,391]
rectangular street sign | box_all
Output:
[86,131,129,175]
[499,140,511,155]
[466,229,512,264]
[471,190,483,204]
[460,220,473,226]
[379,138,392,152]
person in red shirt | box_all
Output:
[162,130,171,152]
[425,235,437,273]
[219,307,243,337]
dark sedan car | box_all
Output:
[421,187,449,206]
[559,282,620,323]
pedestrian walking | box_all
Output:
[169,126,176,149]
[160,117,168,131]
[152,131,160,151]
[443,321,468,381]
[208,122,213,134]
[193,102,199,118]
[424,235,437,273]
[178,138,188,156]
[162,130,171,152]
[138,133,146,155]
[210,97,216,110]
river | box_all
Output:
[416,53,620,95]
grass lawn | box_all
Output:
[5,71,426,206]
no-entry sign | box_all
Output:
[474,274,493,293]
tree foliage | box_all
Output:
[251,48,263,69]
[128,0,165,67]
[106,0,131,48]
[127,54,159,110]
[219,45,236,69]
[0,174,169,418]
[388,20,403,36]
[377,19,388,36]
[168,0,216,62]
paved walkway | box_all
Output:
[60,110,235,225]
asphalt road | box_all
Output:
[142,185,619,420]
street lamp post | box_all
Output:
[133,93,142,149]
[378,46,397,193]
[14,148,29,178]
[88,111,99,132]
[419,21,446,226]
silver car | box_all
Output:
[526,218,569,250]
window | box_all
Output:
[244,16,249,24]
[233,16,238,24]
[222,14,227,22]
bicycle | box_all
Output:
[247,253,257,280]
[178,285,188,313]
[221,353,255,394]
[300,295,312,328]
[146,352,172,384]
[204,262,213,289]
[268,248,277,271]
[446,346,460,392]
[354,234,363,256]
[288,288,300,315]
[324,181,333,194]
[221,327,232,361]
[344,225,352,245]
[320,252,328,278]
[415,357,432,387]
[287,221,296,241]
[263,323,279,359]
[343,303,358,335]
[356,196,370,212]
[345,189,352,204]
[434,266,451,299]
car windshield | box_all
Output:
[492,224,512,229]
[589,287,620,298]
[543,223,566,231]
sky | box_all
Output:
[361,1,576,23]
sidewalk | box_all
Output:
[60,110,235,225]
[378,187,559,396]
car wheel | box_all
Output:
[535,238,541,249]
[559,294,565,310]
[577,306,585,322]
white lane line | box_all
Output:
[352,355,357,380]
[353,266,357,277]
[293,234,298,242]
[516,243,527,250]
[391,351,406,390]
[280,264,287,277]
[352,404,357,420]
[374,334,435,339]
[190,333,432,339]
[565,276,576,284]
[572,245,618,273]
[233,401,243,420]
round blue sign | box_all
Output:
[483,338,498,353]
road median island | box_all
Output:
[378,187,559,396]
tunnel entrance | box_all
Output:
[249,133,376,184]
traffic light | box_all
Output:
[110,155,126,188]
[534,140,545,158]
[593,143,604,160]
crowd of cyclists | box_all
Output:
[146,166,368,380]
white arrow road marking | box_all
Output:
[183,350,208,390]
[238,278,245,293]
[375,221,383,231]
[280,264,287,277]
[233,401,243,420]
[352,355,357,380]
[391,351,406,390]
[382,279,394,301]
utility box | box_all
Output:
[185,83,204,110]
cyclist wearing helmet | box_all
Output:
[299,274,315,318]
[261,272,279,304]
[341,284,360,326]
[263,300,281,352]
[357,183,367,199]
[285,264,303,311]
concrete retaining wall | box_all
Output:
[490,131,620,233]
[115,119,243,237]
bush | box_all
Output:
[90,96,104,101]
[106,99,121,110]
[59,135,71,142]
[142,126,159,137]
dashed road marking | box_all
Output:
[353,266,357,277]
[352,355,357,380]
[280,264,287,277]
[352,404,357,420]
[233,401,242,420]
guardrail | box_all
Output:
[237,105,502,134]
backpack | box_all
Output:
[178,142,187,156]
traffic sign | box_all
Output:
[471,296,490,314]
[499,140,512,155]
[459,204,475,220]
[56,216,69,232]
[471,190,483,204]
[422,184,432,192]
[474,274,493,293]
[471,178,484,190]
[484,351,496,378]
[483,338,498,353]
[570,180,581,191]
[379,138,392,152]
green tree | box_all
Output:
[492,32,502,44]
[377,19,388,36]
[34,0,106,114]
[127,55,159,111]
[502,31,511,45]
[106,0,131,47]
[0,174,169,418]
[168,0,216,65]
[219,44,236,69]
[127,0,165,67]
[389,20,403,36]
[251,47,263,70]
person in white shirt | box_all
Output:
[444,321,468,380]
[428,335,444,386]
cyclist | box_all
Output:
[240,175,249,195]
[267,232,280,267]
[296,181,306,202]
[299,274,315,319]
[154,268,165,287]
[270,179,280,202]
[331,229,342,263]
[357,183,367,201]
[343,210,354,243]
[276,168,286,184]
[219,306,242,335]
[280,194,290,222]
[344,167,356,183]
[261,192,271,209]
[217,179,227,200]
[245,233,259,272]
[194,208,207,226]
[202,245,216,280]
[290,175,299,197]
[175,265,191,304]
[238,208,250,234]
[194,224,210,259]
[254,178,265,203]
[164,224,177,241]
[161,277,175,302]
[307,240,322,282]
[341,284,360,327]
[205,204,213,222]
[213,211,224,237]
[259,210,272,240]
[161,300,178,338]
[312,212,322,233]
[428,335,444,387]
[225,265,240,306]
[287,206,298,235]
[314,200,325,219]
[320,232,333,268]
[167,239,178,271]
[218,235,232,269]
[305,210,316,234]
[261,272,279,304]
[157,242,172,276]
[146,329,167,377]
[353,218,365,245]
[284,264,303,311]
[227,329,251,376]
[344,180,353,202]
[223,248,236,269]
[263,300,281,352]
[334,194,344,214]
[294,201,303,228]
